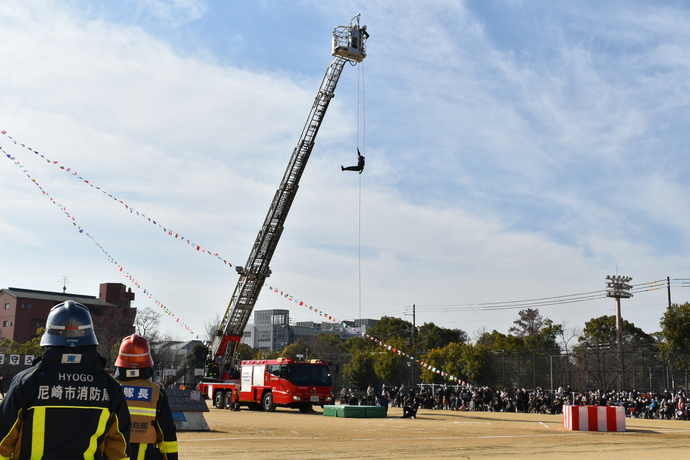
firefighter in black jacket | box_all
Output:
[0,300,131,459]
[114,333,178,460]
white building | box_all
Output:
[241,309,378,352]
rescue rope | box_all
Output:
[357,60,366,323]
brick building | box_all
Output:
[0,282,137,356]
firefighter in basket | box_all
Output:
[114,334,179,460]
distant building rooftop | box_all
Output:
[2,287,114,306]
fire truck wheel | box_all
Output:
[299,403,313,413]
[224,392,236,410]
[214,391,225,409]
[262,392,276,412]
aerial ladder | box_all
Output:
[208,15,368,380]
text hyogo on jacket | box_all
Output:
[59,372,95,382]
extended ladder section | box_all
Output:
[210,16,368,372]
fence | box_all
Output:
[485,348,689,392]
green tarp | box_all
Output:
[322,405,387,418]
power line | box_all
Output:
[414,278,675,313]
[416,291,607,312]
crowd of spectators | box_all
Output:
[341,384,689,420]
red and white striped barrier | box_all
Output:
[562,405,626,432]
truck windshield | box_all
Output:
[288,364,332,386]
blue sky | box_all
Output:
[1,0,689,342]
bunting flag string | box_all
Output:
[1,130,233,269]
[2,145,200,339]
[264,283,470,387]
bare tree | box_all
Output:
[204,312,222,344]
[135,306,162,341]
[556,320,581,355]
[472,326,488,344]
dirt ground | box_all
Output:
[177,402,690,460]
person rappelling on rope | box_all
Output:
[342,148,365,174]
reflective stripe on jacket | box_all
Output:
[120,379,160,444]
[116,375,178,460]
[0,347,131,460]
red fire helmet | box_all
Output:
[115,334,154,368]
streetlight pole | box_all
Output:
[606,275,633,351]
[606,274,633,390]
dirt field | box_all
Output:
[177,403,690,459]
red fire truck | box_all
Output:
[201,358,333,412]
[197,16,367,411]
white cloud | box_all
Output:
[1,0,689,341]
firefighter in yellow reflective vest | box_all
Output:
[114,334,178,460]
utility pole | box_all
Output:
[411,304,416,388]
[412,304,417,343]
[404,304,416,341]
[405,304,416,388]
[606,275,633,351]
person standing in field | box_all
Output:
[0,300,131,459]
[114,333,178,460]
